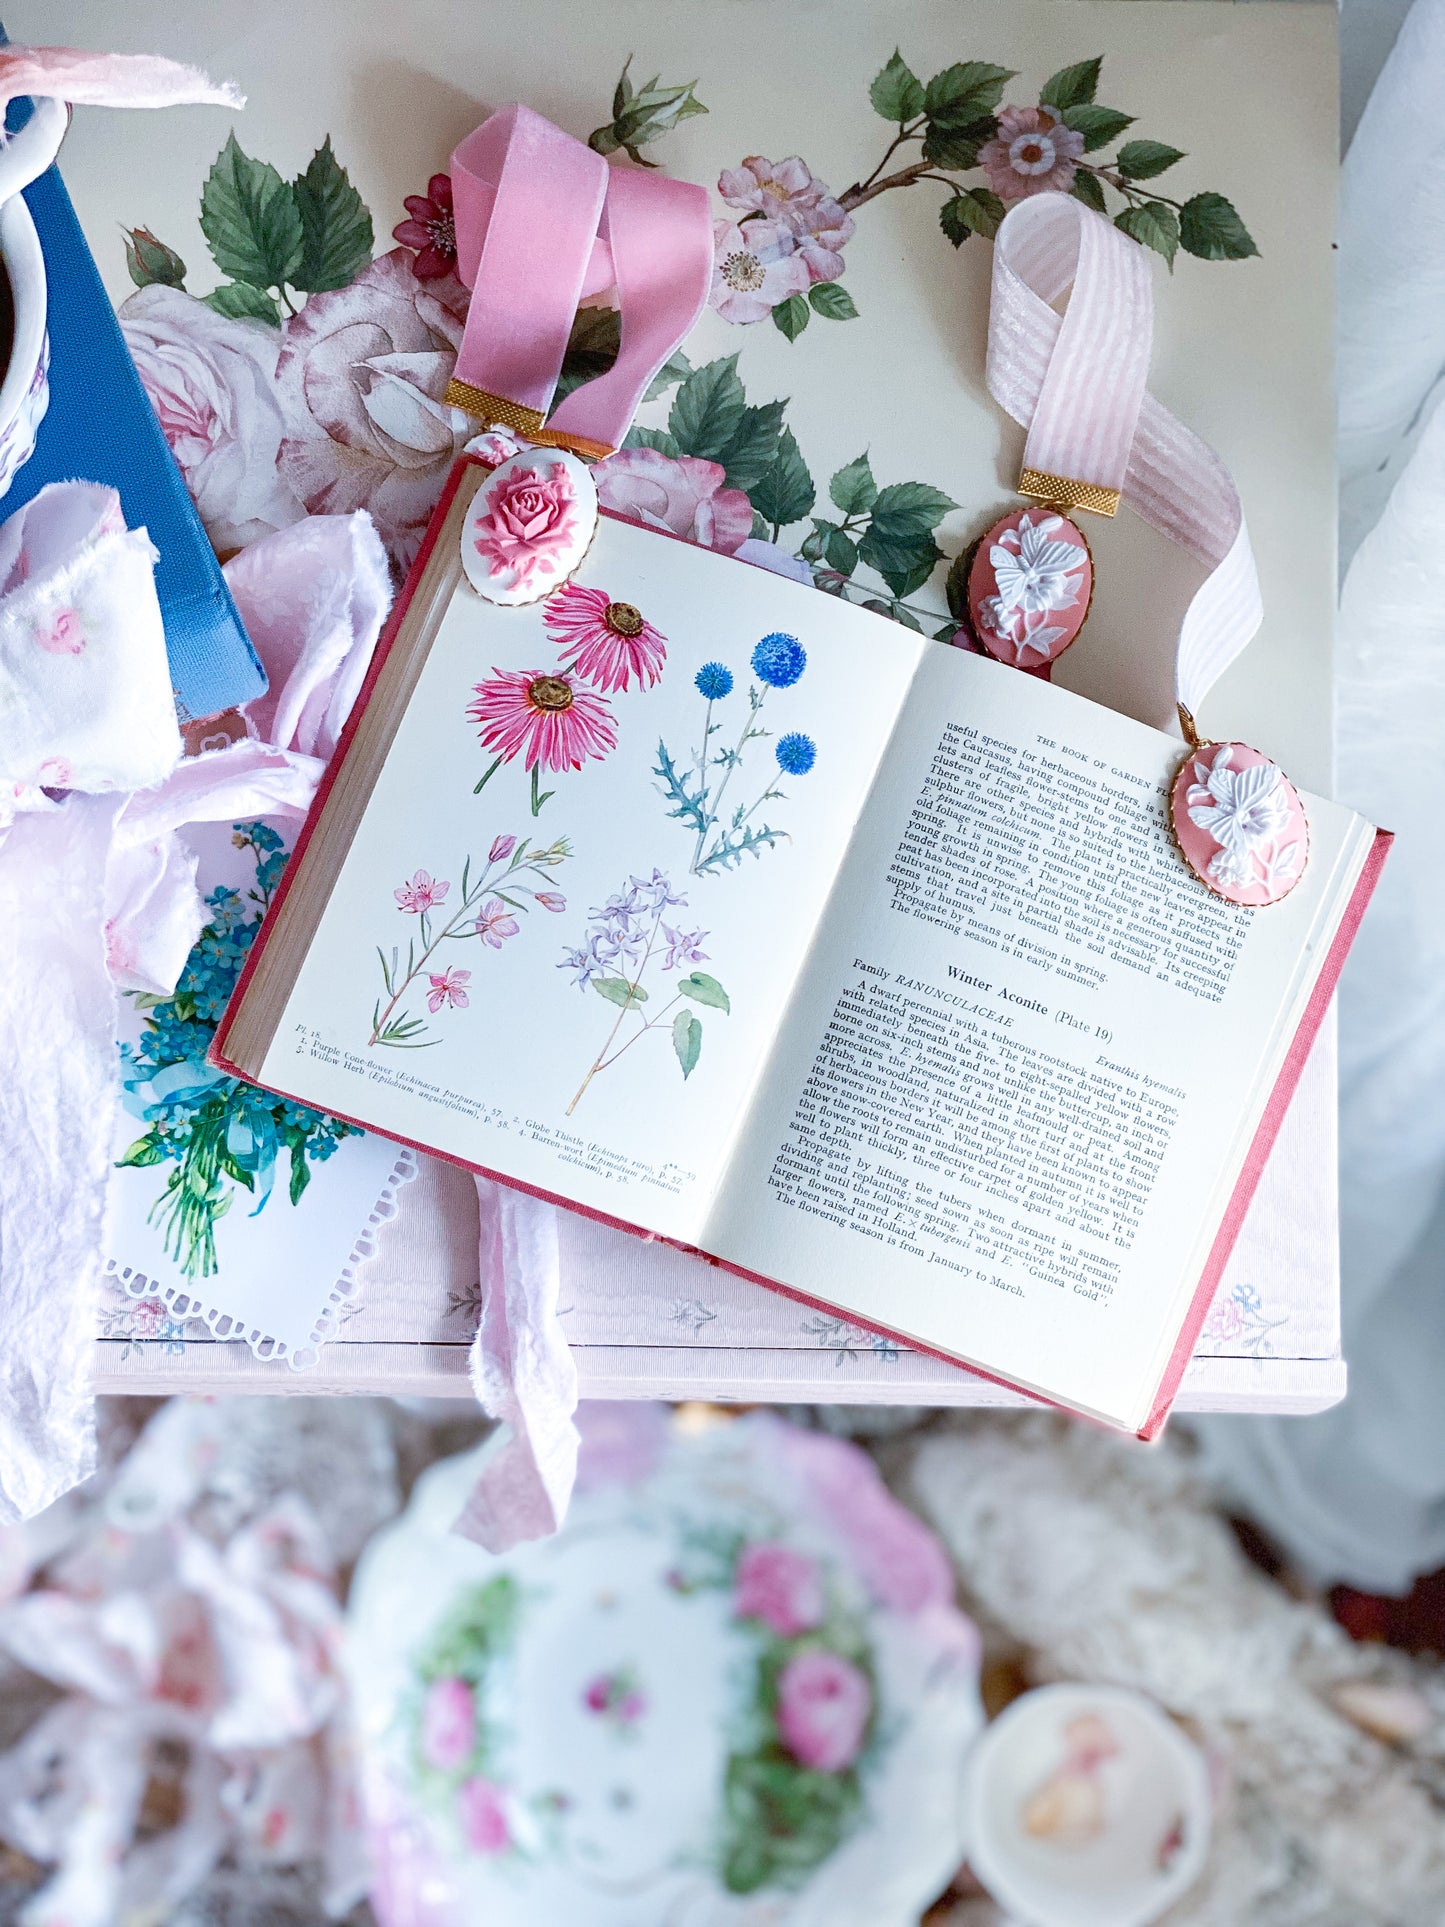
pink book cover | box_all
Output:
[213,458,1391,1439]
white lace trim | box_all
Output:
[102,1145,419,1372]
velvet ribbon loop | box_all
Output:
[447,103,711,460]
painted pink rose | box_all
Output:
[709,218,810,324]
[734,1542,826,1637]
[1202,1290,1246,1344]
[472,460,580,589]
[594,447,752,554]
[275,249,472,575]
[776,1650,871,1773]
[978,104,1087,203]
[421,1676,476,1770]
[717,155,827,230]
[37,606,84,655]
[457,1776,511,1854]
[784,1426,955,1615]
[120,285,304,553]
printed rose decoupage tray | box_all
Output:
[71,0,1345,1401]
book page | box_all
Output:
[705,647,1372,1428]
[253,512,922,1243]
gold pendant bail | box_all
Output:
[1177,703,1202,750]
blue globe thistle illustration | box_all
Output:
[751,631,806,689]
[775,732,817,776]
[695,661,734,700]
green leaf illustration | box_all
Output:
[939,186,1005,246]
[824,526,859,575]
[808,281,858,320]
[555,306,621,402]
[117,1134,168,1169]
[867,479,957,540]
[1179,192,1259,261]
[594,975,647,1008]
[123,226,186,289]
[858,528,942,598]
[669,354,747,461]
[293,136,374,293]
[672,1008,703,1078]
[1060,104,1135,152]
[1115,139,1186,181]
[1069,170,1108,213]
[923,61,1014,123]
[199,133,304,294]
[829,453,878,517]
[750,426,815,530]
[204,280,282,325]
[624,424,682,457]
[643,349,693,402]
[1115,201,1180,268]
[678,971,731,1012]
[920,118,994,171]
[590,60,708,166]
[870,49,924,123]
[288,1143,311,1206]
[719,399,787,492]
[1039,56,1102,112]
[771,293,810,341]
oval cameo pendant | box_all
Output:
[1170,740,1310,906]
[462,448,598,606]
[964,504,1093,671]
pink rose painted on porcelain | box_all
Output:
[734,1543,825,1637]
[36,606,85,655]
[457,1776,512,1854]
[1171,741,1309,906]
[420,1677,477,1771]
[776,1649,872,1772]
[594,446,752,554]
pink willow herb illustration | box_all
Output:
[705,50,1257,340]
[370,834,570,1048]
[467,585,667,816]
[560,870,730,1114]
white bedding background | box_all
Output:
[1194,0,1445,1594]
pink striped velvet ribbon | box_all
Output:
[987,192,1263,718]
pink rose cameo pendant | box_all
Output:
[959,503,1094,676]
[462,448,598,606]
[1169,712,1310,907]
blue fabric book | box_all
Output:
[4,79,267,722]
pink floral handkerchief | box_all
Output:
[0,481,181,800]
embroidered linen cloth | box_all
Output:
[0,483,180,804]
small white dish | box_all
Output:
[961,1682,1211,1927]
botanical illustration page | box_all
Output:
[255,515,922,1243]
[708,648,1372,1428]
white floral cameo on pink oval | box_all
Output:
[1171,741,1309,906]
[966,506,1092,666]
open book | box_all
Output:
[214,461,1387,1436]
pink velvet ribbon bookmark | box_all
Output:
[446,104,712,459]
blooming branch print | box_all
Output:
[560,870,731,1113]
[655,635,817,877]
[706,51,1257,340]
[370,833,570,1048]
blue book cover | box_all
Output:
[3,79,267,722]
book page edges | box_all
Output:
[212,458,484,1081]
[1137,824,1392,1439]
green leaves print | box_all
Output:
[805,455,957,611]
[127,133,375,323]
